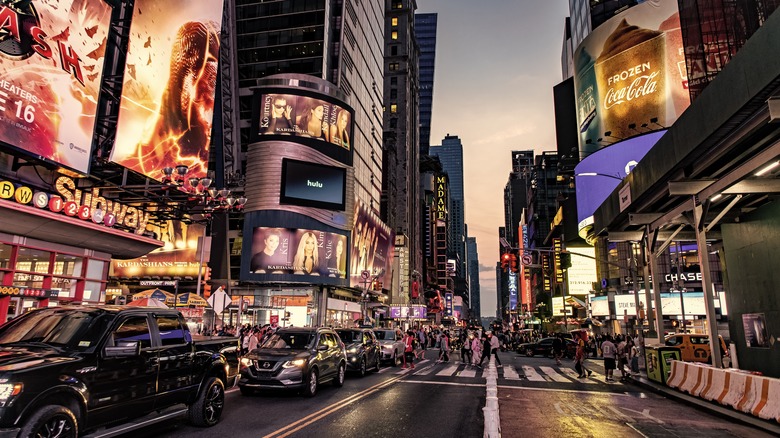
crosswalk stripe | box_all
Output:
[436,365,459,376]
[459,368,477,378]
[522,365,546,381]
[539,366,570,382]
[412,366,435,375]
[502,365,520,380]
[558,367,597,384]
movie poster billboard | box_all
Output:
[110,221,205,277]
[349,202,395,289]
[251,89,355,166]
[110,0,225,181]
[573,0,689,155]
[245,226,348,279]
[0,0,112,174]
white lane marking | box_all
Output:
[522,365,545,381]
[501,365,521,380]
[412,365,435,375]
[539,366,570,383]
[558,367,597,384]
[459,367,477,378]
[436,365,459,376]
[401,380,485,388]
[497,385,632,396]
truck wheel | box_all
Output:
[188,377,225,427]
[332,362,346,387]
[19,405,78,438]
[303,368,319,397]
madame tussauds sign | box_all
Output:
[0,175,150,234]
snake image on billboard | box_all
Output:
[0,0,112,173]
[110,0,225,181]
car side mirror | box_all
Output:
[105,341,141,358]
[318,344,329,351]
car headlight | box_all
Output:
[0,384,22,400]
[282,359,306,368]
[347,347,359,354]
[240,357,253,368]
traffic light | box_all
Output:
[509,254,519,273]
[501,253,511,270]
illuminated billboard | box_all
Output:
[349,202,395,289]
[110,221,204,277]
[251,89,355,166]
[573,0,689,155]
[566,246,597,296]
[243,226,348,280]
[0,0,112,174]
[280,158,346,211]
[111,0,225,181]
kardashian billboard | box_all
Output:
[573,0,689,155]
[0,0,112,174]
[349,202,394,290]
[110,0,224,181]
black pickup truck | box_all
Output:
[0,306,240,437]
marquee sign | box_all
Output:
[0,286,58,299]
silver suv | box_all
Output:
[238,327,347,397]
[373,328,405,366]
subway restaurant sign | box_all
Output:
[0,176,150,235]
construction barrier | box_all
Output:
[666,360,780,423]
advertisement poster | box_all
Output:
[247,226,347,278]
[0,0,112,173]
[110,221,205,278]
[349,202,394,289]
[389,305,427,319]
[742,313,770,348]
[573,0,689,155]
[111,0,224,181]
[256,93,353,151]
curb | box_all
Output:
[627,374,780,436]
[483,356,501,438]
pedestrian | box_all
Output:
[575,333,592,378]
[629,338,640,375]
[471,332,483,367]
[437,331,450,363]
[617,335,629,380]
[403,330,416,369]
[552,333,564,366]
[489,331,502,367]
[460,331,472,365]
[477,332,491,368]
[601,335,617,382]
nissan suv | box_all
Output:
[336,328,381,376]
[374,328,405,366]
[238,327,347,397]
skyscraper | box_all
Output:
[466,236,481,319]
[430,134,466,300]
[415,13,437,156]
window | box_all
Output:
[390,89,397,99]
[391,46,398,56]
[389,62,399,71]
[113,316,152,349]
[391,31,398,40]
[391,17,398,26]
[393,1,403,9]
[390,104,397,113]
[390,77,397,85]
[389,118,397,128]
[156,316,188,346]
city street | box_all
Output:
[124,350,772,437]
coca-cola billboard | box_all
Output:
[573,0,690,156]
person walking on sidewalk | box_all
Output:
[575,333,592,378]
[601,335,617,382]
[489,331,502,367]
[402,330,416,369]
[471,332,483,367]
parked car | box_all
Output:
[238,327,346,397]
[517,337,577,358]
[335,328,381,376]
[664,333,730,366]
[0,306,240,437]
[373,328,404,366]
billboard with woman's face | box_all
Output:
[573,0,689,156]
[0,0,112,174]
[243,226,348,283]
[349,202,395,289]
[251,88,354,166]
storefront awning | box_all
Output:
[0,201,162,259]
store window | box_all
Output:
[13,272,44,288]
[83,281,104,302]
[86,259,105,279]
[0,243,11,269]
[52,277,76,298]
[16,248,51,274]
[54,254,83,277]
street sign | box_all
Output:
[521,254,532,265]
[361,270,371,280]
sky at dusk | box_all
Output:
[416,0,571,317]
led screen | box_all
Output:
[110,221,205,277]
[349,202,395,289]
[251,89,354,166]
[573,0,689,156]
[110,0,225,181]
[0,0,112,173]
[245,226,348,279]
[281,159,346,211]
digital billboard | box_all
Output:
[110,0,225,181]
[110,221,205,277]
[573,0,689,155]
[251,89,355,166]
[244,226,347,279]
[349,202,395,289]
[0,0,112,174]
[281,158,346,211]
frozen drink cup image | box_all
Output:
[595,19,667,141]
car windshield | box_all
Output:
[374,331,395,341]
[261,332,314,350]
[336,330,361,343]
[0,308,112,350]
